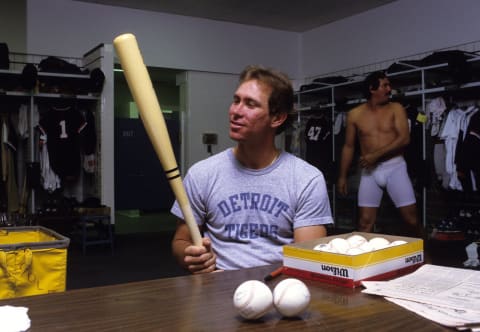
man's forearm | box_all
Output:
[339,145,354,178]
[171,219,197,268]
[371,135,410,162]
[172,237,192,269]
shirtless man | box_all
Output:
[337,71,423,238]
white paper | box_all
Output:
[385,297,480,328]
[362,264,480,312]
[0,305,31,332]
[361,264,480,328]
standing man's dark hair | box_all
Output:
[363,71,388,99]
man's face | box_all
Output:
[229,79,273,142]
[370,77,392,103]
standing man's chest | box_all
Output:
[355,106,396,137]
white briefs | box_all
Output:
[358,156,416,208]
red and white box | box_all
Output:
[282,232,424,288]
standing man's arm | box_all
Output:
[337,111,357,196]
[360,103,410,168]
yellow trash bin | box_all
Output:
[0,226,69,299]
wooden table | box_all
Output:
[0,264,449,331]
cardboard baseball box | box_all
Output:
[282,232,423,288]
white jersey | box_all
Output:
[439,106,478,190]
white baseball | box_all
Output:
[313,243,327,251]
[328,237,350,254]
[273,278,311,317]
[358,241,373,252]
[233,280,273,320]
[369,237,390,250]
[346,247,365,255]
[313,243,337,253]
[346,234,367,248]
[390,240,407,247]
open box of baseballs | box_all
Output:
[282,232,424,288]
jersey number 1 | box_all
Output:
[59,120,68,139]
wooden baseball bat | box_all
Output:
[113,33,202,246]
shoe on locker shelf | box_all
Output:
[432,217,465,241]
[459,209,472,218]
[435,218,462,232]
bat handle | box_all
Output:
[168,173,203,247]
[180,203,203,246]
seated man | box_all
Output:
[171,65,334,273]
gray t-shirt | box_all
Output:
[171,148,333,270]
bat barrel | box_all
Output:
[113,33,202,246]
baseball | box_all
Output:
[390,240,407,246]
[346,234,367,248]
[273,278,310,317]
[313,243,337,253]
[369,237,390,250]
[346,247,365,255]
[328,237,349,254]
[358,241,373,252]
[233,280,273,320]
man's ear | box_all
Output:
[271,112,288,129]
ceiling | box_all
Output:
[77,0,396,32]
